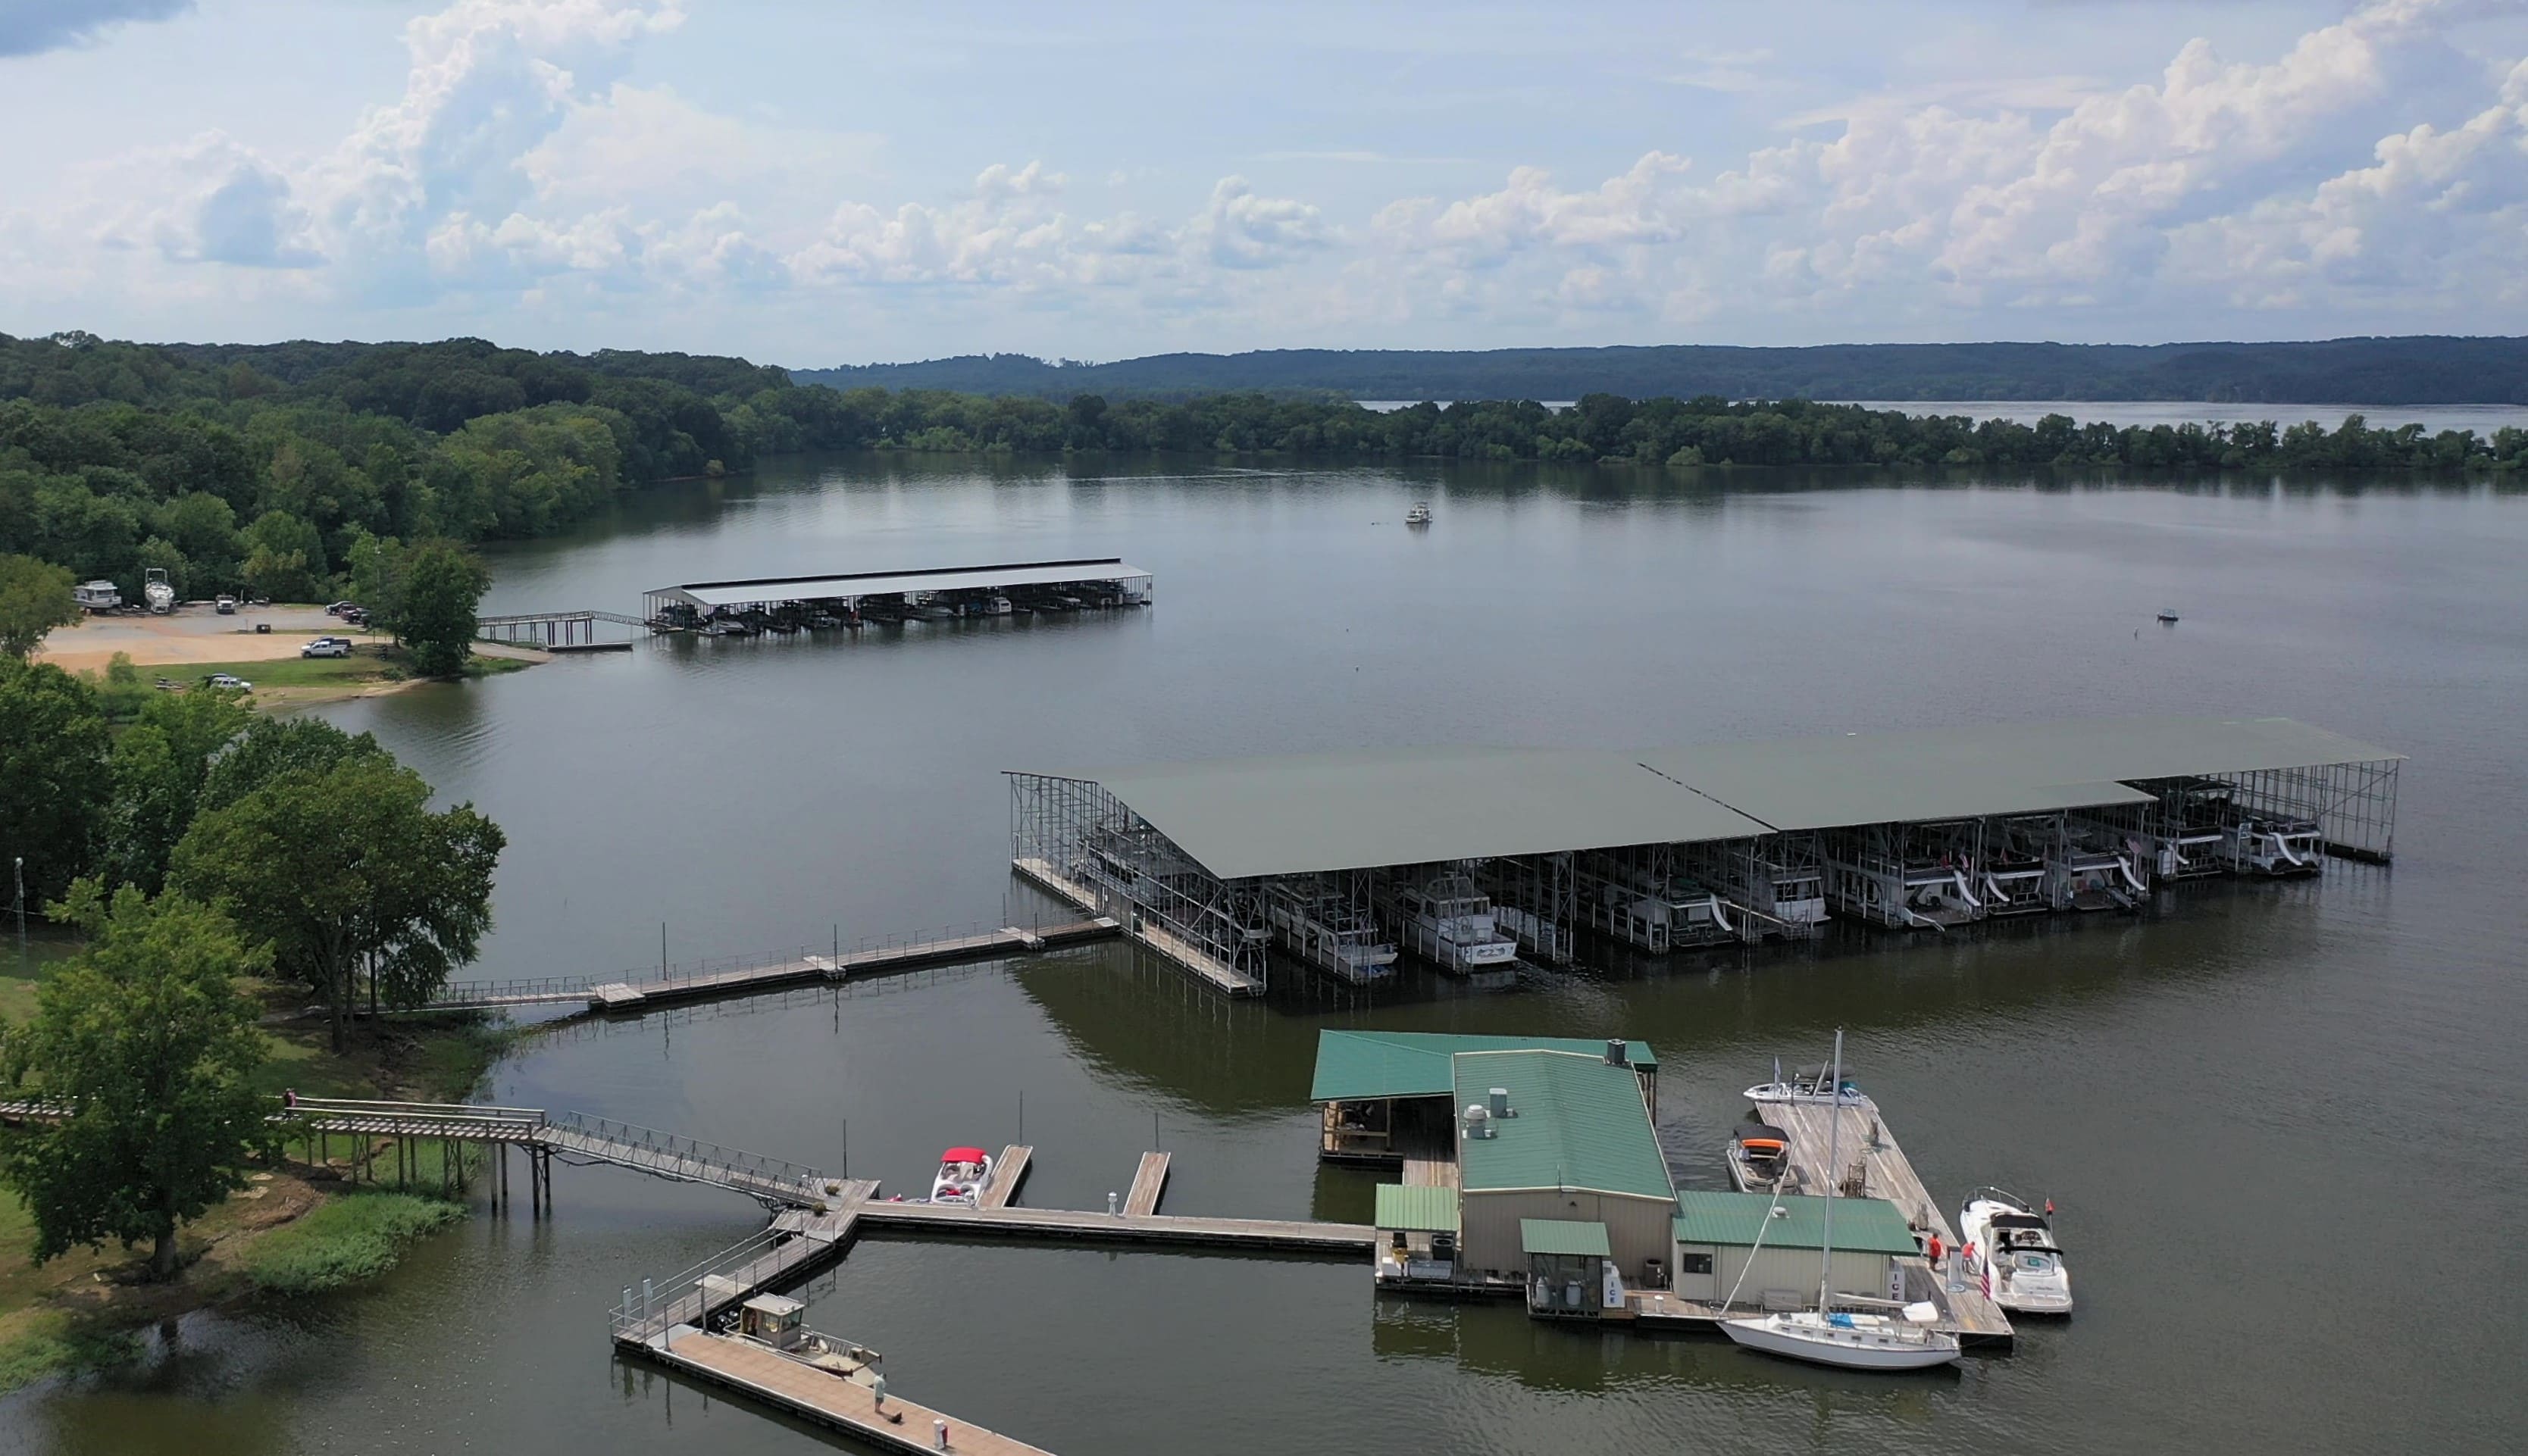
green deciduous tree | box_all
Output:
[195,715,387,816]
[174,753,503,1049]
[102,685,252,893]
[390,540,490,677]
[0,552,80,658]
[240,509,327,602]
[0,657,111,903]
[0,883,276,1280]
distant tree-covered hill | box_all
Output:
[793,337,2528,405]
[9,329,2523,616]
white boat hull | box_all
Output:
[1721,1314,1960,1370]
[1960,1195,2074,1314]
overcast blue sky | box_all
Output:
[2,0,2523,364]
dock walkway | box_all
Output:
[979,1145,1032,1209]
[854,1201,1375,1253]
[1013,857,1263,997]
[420,917,1120,1016]
[1123,1152,1170,1216]
[646,1327,1055,1456]
[1762,1098,2016,1346]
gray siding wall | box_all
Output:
[1460,1189,1676,1279]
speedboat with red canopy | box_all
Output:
[931,1147,993,1205]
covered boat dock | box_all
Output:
[1009,716,2401,993]
[645,558,1152,634]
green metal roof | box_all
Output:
[1042,747,1772,880]
[1309,1030,1659,1104]
[1374,1183,1461,1234]
[1031,717,2398,878]
[1519,1219,1612,1258]
[1671,1191,1921,1257]
[1456,1050,1675,1202]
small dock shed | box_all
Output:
[1669,1190,1922,1308]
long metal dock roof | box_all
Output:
[655,557,1151,609]
[1071,748,1773,880]
[1031,717,2399,881]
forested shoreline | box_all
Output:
[8,331,2525,601]
[796,336,2528,405]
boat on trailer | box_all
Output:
[929,1146,993,1205]
[1959,1187,2073,1315]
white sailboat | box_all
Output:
[1722,1030,1962,1372]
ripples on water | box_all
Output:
[14,459,2523,1455]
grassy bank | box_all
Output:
[239,1192,467,1294]
[147,645,533,711]
[0,970,521,1391]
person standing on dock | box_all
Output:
[1928,1232,1943,1272]
[871,1372,887,1413]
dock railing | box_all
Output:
[544,1111,832,1198]
[607,1224,791,1342]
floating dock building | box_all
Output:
[1010,716,2401,995]
[1312,1032,1982,1336]
[645,558,1152,633]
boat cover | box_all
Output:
[940,1146,988,1163]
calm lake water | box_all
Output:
[8,455,2525,1456]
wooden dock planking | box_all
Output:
[617,1186,878,1347]
[1123,1152,1169,1216]
[978,1145,1032,1209]
[1763,1099,2016,1346]
[419,917,1120,1017]
[855,1201,1375,1254]
[1134,920,1266,996]
[649,1329,1057,1456]
[1012,856,1098,912]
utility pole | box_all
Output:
[12,856,23,970]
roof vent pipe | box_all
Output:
[1488,1087,1510,1119]
[1605,1039,1627,1067]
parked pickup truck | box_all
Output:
[300,637,351,658]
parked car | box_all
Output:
[325,601,359,617]
[205,673,252,690]
[343,608,370,626]
[301,639,349,658]
[214,595,237,614]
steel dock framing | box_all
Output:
[1009,715,2401,997]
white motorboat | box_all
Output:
[1721,1306,1961,1370]
[1403,501,1432,525]
[928,1145,993,1206]
[1743,1061,1873,1110]
[1959,1187,2073,1314]
[1384,874,1519,975]
[1722,1030,1961,1372]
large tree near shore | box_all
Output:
[0,883,276,1281]
[0,554,80,659]
[0,656,111,904]
[173,751,502,1049]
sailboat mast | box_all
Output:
[1818,1028,1842,1311]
